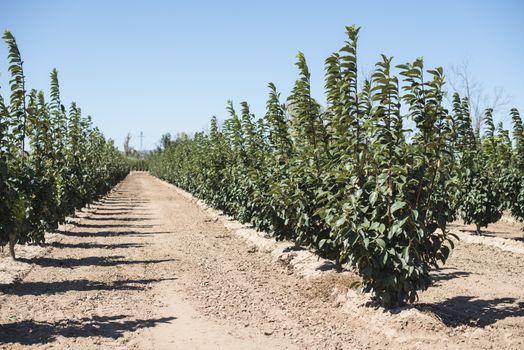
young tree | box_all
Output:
[124,132,133,156]
[455,97,503,235]
[508,109,524,229]
[1,30,31,258]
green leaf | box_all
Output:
[375,238,386,249]
[391,201,406,214]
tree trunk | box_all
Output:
[9,237,16,260]
[475,223,482,236]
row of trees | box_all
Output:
[0,31,129,259]
[149,26,524,307]
[458,105,524,234]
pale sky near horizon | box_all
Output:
[1,0,523,150]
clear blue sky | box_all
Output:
[1,0,523,150]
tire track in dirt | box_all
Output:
[1,172,523,349]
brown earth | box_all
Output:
[1,172,523,349]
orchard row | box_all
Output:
[0,32,129,259]
[150,26,524,307]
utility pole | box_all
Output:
[138,131,144,160]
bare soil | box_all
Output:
[1,172,523,349]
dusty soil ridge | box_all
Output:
[149,176,359,280]
[451,230,524,255]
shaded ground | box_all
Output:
[449,217,523,241]
[1,172,523,349]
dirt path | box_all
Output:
[1,172,523,349]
